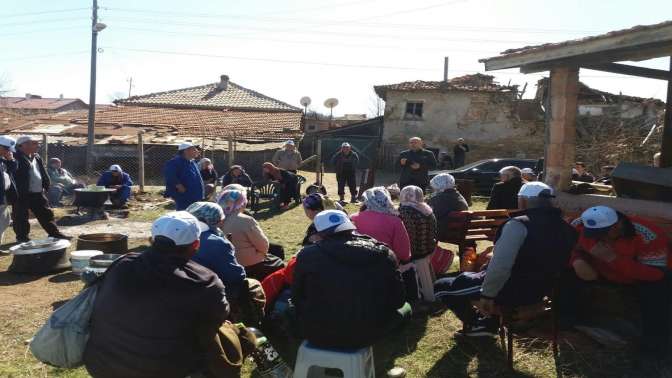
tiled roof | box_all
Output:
[374,73,517,100]
[116,78,301,112]
[0,97,87,111]
[71,106,302,141]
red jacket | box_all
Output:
[261,257,297,307]
[572,216,670,284]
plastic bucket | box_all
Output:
[70,250,103,275]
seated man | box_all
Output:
[222,165,253,188]
[521,167,537,182]
[435,182,577,335]
[487,166,523,210]
[572,162,595,183]
[46,158,84,207]
[97,164,132,208]
[83,212,231,378]
[292,210,410,349]
[595,165,615,185]
[558,206,671,358]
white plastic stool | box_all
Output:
[414,255,436,302]
[293,340,375,378]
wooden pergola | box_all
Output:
[479,20,672,219]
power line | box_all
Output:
[0,16,85,28]
[0,51,89,62]
[0,7,89,19]
[0,25,88,37]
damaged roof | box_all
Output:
[535,78,666,105]
[116,75,301,112]
[374,73,517,100]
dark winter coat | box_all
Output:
[292,233,405,349]
[398,206,437,260]
[330,150,359,175]
[487,176,524,210]
[14,150,49,198]
[221,166,253,188]
[398,149,437,189]
[0,158,17,205]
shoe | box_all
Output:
[16,237,30,244]
[458,318,499,337]
[350,197,359,204]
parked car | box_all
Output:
[429,158,538,195]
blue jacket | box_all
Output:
[97,171,133,188]
[0,158,17,205]
[163,155,205,203]
[192,229,246,299]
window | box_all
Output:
[306,125,316,132]
[405,101,423,120]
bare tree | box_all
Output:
[368,90,385,118]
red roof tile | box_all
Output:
[374,73,517,100]
[0,96,87,111]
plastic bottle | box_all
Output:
[461,247,478,272]
[248,328,293,378]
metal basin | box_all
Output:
[89,253,122,268]
[8,238,72,274]
[74,188,115,208]
[77,233,128,254]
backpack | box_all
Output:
[29,285,99,368]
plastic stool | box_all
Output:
[293,341,375,378]
[414,255,436,302]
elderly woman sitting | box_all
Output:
[218,189,285,281]
[428,173,468,241]
[97,165,133,209]
[399,185,438,301]
[46,158,84,207]
[198,158,218,200]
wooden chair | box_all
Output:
[438,209,511,261]
[250,181,279,213]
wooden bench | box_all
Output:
[439,209,511,257]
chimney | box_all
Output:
[25,93,31,100]
[59,94,64,100]
[218,75,229,90]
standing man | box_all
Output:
[272,140,302,173]
[164,142,205,211]
[398,137,437,191]
[12,135,69,242]
[0,136,17,244]
[330,142,359,203]
[453,138,470,168]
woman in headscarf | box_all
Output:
[221,165,252,188]
[262,162,299,210]
[198,158,218,200]
[428,173,468,234]
[399,185,438,301]
[218,189,284,281]
[350,187,411,263]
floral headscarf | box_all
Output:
[430,173,456,193]
[222,183,247,192]
[361,187,397,215]
[399,185,433,216]
[186,201,224,230]
[217,189,248,216]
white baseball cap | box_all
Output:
[109,164,122,172]
[151,211,208,246]
[580,206,619,239]
[341,142,351,148]
[284,140,295,146]
[16,135,39,146]
[314,210,356,234]
[518,182,554,198]
[0,136,16,152]
[178,142,198,151]
[521,168,535,174]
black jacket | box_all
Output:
[492,207,577,305]
[487,176,523,210]
[199,168,218,185]
[84,249,229,378]
[428,189,469,240]
[222,166,253,188]
[13,150,50,198]
[0,158,17,205]
[398,149,437,188]
[292,233,405,349]
[330,151,359,175]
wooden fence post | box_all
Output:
[316,138,322,185]
[138,131,145,192]
[228,136,234,167]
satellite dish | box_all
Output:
[300,96,312,107]
[324,98,339,109]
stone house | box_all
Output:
[0,94,88,115]
[374,73,544,167]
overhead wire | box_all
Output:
[0,7,89,19]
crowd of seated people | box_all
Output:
[29,143,669,377]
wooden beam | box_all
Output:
[518,42,672,74]
[480,22,672,71]
[661,57,672,168]
[583,63,671,81]
[544,67,579,192]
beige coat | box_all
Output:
[272,149,302,171]
[220,212,269,267]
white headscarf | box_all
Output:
[400,185,433,216]
[430,173,456,192]
[361,187,397,215]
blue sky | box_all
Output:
[1,0,670,115]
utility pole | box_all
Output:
[127,77,133,98]
[86,0,104,173]
[443,56,449,82]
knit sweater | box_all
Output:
[220,212,270,267]
[398,206,437,260]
